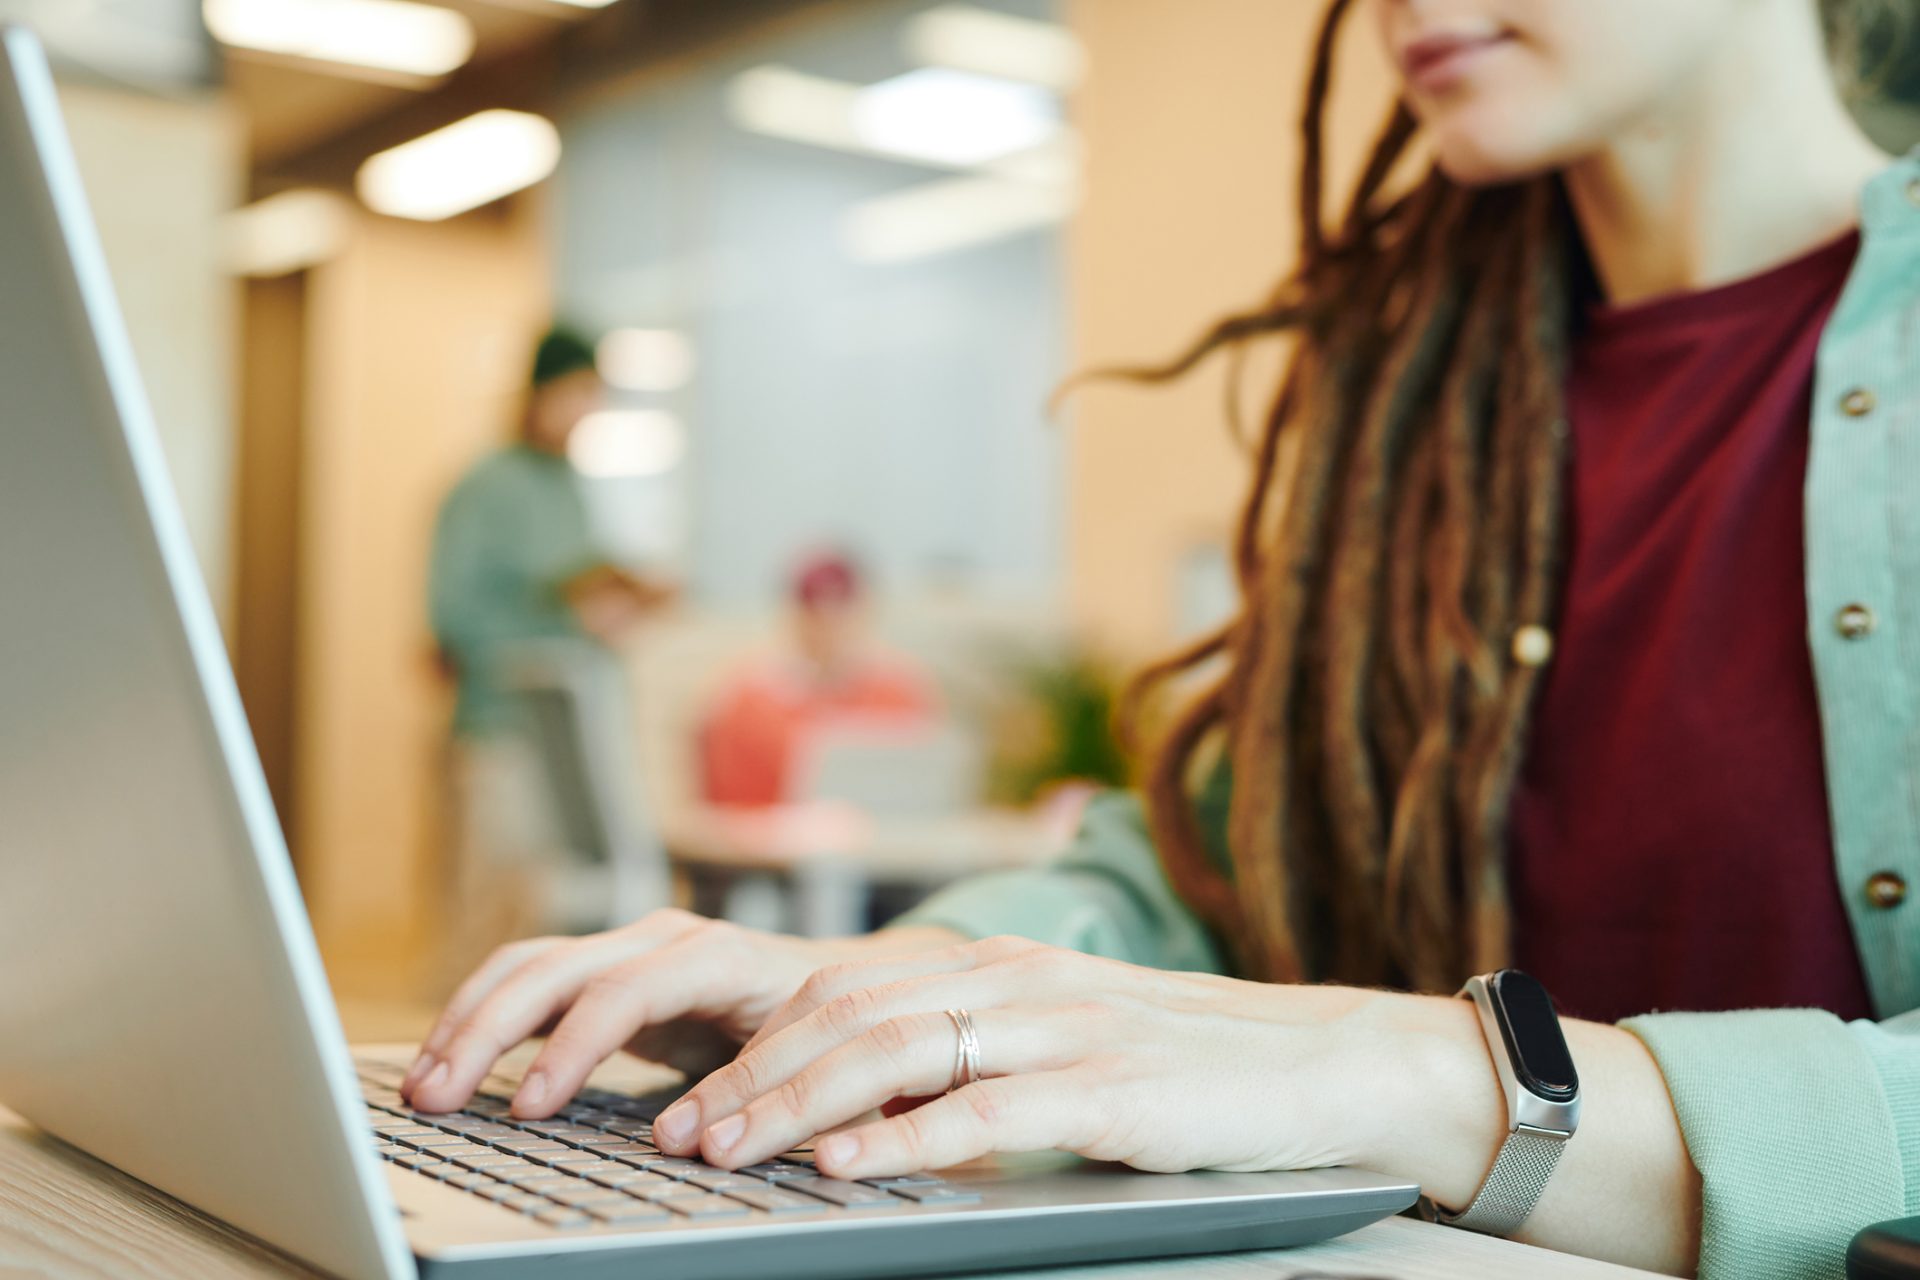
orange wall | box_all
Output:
[298,202,551,964]
[1063,0,1397,660]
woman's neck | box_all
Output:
[1562,0,1891,306]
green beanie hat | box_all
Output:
[530,325,598,388]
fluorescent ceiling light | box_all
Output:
[727,66,867,155]
[840,173,1074,265]
[852,68,1060,168]
[597,329,696,393]
[224,188,353,277]
[904,5,1086,93]
[728,64,1067,173]
[569,410,686,479]
[357,110,561,222]
[203,0,475,78]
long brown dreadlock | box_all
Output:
[1116,0,1892,994]
[1116,0,1575,994]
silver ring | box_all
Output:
[945,1008,981,1091]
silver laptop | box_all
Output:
[0,26,1417,1279]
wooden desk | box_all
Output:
[662,803,1070,936]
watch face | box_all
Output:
[1490,970,1578,1101]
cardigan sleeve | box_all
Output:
[1620,1007,1920,1280]
[889,790,1227,975]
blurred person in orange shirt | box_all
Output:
[699,552,935,808]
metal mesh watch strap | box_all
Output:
[1431,1123,1569,1237]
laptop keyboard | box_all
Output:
[357,1059,981,1233]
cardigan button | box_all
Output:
[1866,872,1908,910]
[1835,603,1878,640]
[1908,177,1920,209]
[1840,387,1877,417]
[1511,625,1554,668]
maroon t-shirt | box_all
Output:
[1507,231,1874,1024]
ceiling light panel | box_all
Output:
[357,110,562,221]
[851,68,1061,168]
[203,0,475,78]
[904,5,1086,93]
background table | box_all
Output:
[662,802,1070,936]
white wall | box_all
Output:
[553,0,1068,612]
[58,82,242,614]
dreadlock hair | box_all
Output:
[1109,0,1578,994]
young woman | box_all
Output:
[402,2,1919,1274]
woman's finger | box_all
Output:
[404,937,556,1096]
[700,1009,1076,1170]
[513,932,760,1118]
[657,966,1015,1153]
[411,922,693,1112]
[744,934,1038,1052]
[812,1072,1094,1180]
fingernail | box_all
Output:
[402,1055,431,1093]
[655,1100,697,1149]
[515,1071,548,1113]
[707,1113,746,1154]
[421,1060,449,1096]
[819,1133,860,1169]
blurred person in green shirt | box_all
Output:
[428,327,670,966]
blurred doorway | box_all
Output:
[232,270,310,871]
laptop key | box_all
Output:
[566,1133,630,1148]
[602,1120,652,1138]
[559,1160,628,1179]
[627,1181,709,1202]
[499,1192,549,1213]
[647,1159,725,1180]
[688,1174,762,1192]
[545,1185,628,1208]
[394,1155,447,1172]
[888,1184,984,1205]
[663,1194,751,1219]
[586,1203,673,1227]
[525,1149,604,1168]
[445,1172,493,1191]
[452,1153,530,1171]
[397,1134,470,1149]
[786,1178,903,1209]
[726,1188,829,1215]
[534,1208,593,1230]
[610,1153,672,1171]
[489,1167,569,1186]
[476,1183,524,1202]
[741,1163,811,1181]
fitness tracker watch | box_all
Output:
[1426,968,1580,1237]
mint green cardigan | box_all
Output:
[897,152,1920,1280]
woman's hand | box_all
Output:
[401,908,963,1117]
[648,935,1701,1277]
[646,935,1484,1182]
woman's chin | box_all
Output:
[1429,135,1566,190]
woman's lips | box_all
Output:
[1400,31,1512,95]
